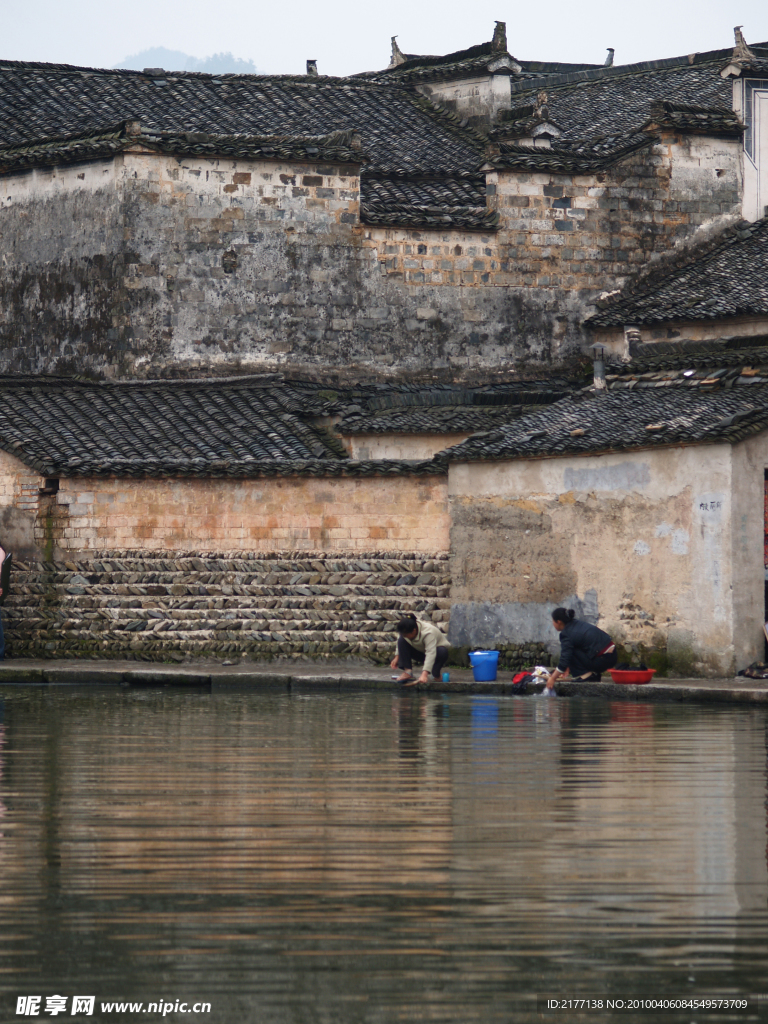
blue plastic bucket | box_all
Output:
[468,650,500,682]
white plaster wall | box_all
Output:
[667,135,742,231]
[345,432,471,461]
[418,74,511,121]
[735,77,768,222]
[449,444,741,674]
[0,160,117,209]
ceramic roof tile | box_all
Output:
[504,45,768,143]
[0,63,484,177]
[588,216,768,327]
[360,174,496,228]
[0,376,350,477]
[358,41,601,84]
[442,382,768,463]
[489,132,654,173]
[0,375,579,476]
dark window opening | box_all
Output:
[39,478,59,496]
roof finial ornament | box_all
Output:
[604,47,614,67]
[389,36,407,68]
[306,60,318,76]
[491,21,507,53]
[733,26,755,62]
[534,90,549,120]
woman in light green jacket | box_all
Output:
[391,615,451,687]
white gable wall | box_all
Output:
[734,76,768,221]
[448,438,768,676]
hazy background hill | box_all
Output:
[113,47,258,73]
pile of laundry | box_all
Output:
[510,666,551,694]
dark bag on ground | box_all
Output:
[0,552,12,607]
[738,661,768,679]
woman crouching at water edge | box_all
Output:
[391,615,451,687]
[546,608,617,690]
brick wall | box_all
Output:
[42,472,449,555]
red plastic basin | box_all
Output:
[609,669,656,684]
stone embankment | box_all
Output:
[3,549,549,668]
[0,660,766,706]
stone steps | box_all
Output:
[4,550,453,661]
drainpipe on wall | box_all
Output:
[591,343,606,392]
[623,324,642,360]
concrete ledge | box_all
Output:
[557,678,768,703]
[122,668,212,686]
[0,659,767,704]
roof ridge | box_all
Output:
[508,48,738,98]
[0,60,415,88]
[383,41,494,72]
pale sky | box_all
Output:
[4,0,768,78]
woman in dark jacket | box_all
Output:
[545,608,616,689]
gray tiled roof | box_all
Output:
[643,101,743,136]
[360,173,495,229]
[504,45,767,143]
[0,126,367,176]
[0,61,489,230]
[611,338,768,374]
[0,375,353,477]
[0,374,579,476]
[441,374,768,462]
[0,63,483,176]
[490,132,654,173]
[335,380,572,434]
[339,405,526,435]
[587,217,768,327]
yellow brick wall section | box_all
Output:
[0,450,42,513]
[52,474,449,553]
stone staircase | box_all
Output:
[3,550,452,662]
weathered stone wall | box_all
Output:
[448,441,765,677]
[0,133,742,378]
[3,550,452,662]
[3,548,551,667]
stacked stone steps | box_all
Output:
[5,551,452,661]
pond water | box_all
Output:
[0,685,766,1023]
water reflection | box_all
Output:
[0,687,765,1022]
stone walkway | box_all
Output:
[0,658,767,704]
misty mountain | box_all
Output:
[114,47,258,74]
